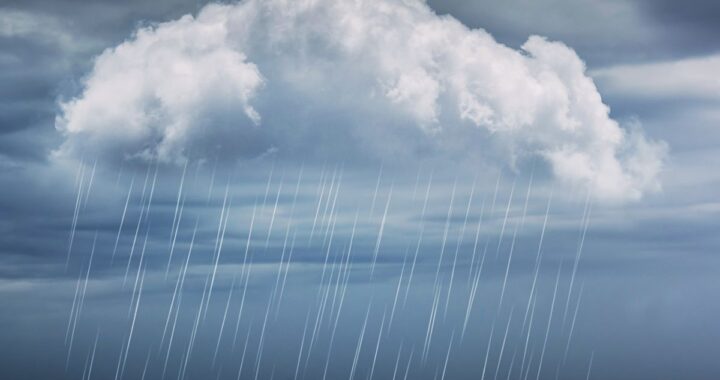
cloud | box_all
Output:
[427,0,659,66]
[592,54,720,100]
[55,0,666,201]
[0,8,96,54]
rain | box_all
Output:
[2,0,720,379]
[55,160,602,380]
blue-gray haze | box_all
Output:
[1,1,719,379]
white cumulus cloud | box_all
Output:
[55,0,666,201]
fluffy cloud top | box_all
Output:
[55,0,666,201]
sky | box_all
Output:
[1,0,720,379]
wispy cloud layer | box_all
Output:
[593,54,720,100]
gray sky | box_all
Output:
[1,1,719,379]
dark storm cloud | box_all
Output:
[0,0,213,42]
[0,37,67,160]
[639,0,720,34]
[427,0,720,66]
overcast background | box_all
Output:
[1,1,720,379]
